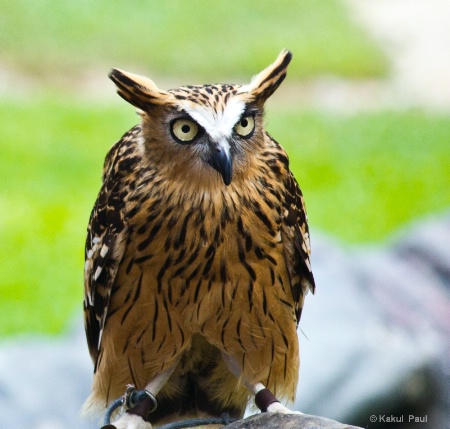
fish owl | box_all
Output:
[83,49,315,428]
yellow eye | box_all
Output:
[171,119,199,143]
[234,115,255,138]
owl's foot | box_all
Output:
[102,413,152,429]
[221,353,302,415]
[266,401,303,414]
[102,361,179,429]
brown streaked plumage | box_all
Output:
[83,49,315,428]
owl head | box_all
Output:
[109,50,292,186]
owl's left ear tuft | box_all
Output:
[241,49,292,104]
[109,68,174,111]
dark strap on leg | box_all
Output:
[255,388,279,412]
[126,391,158,422]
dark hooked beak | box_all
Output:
[209,142,233,186]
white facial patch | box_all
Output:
[217,137,231,156]
[179,96,246,142]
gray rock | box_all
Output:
[227,412,361,429]
[295,211,450,427]
[0,324,97,429]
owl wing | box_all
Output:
[281,171,316,325]
[84,127,140,367]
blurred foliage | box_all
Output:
[0,0,387,81]
[1,99,449,335]
[0,99,135,335]
[269,108,450,242]
[0,1,448,337]
[0,0,393,336]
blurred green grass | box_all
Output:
[1,0,448,337]
[1,99,449,335]
[1,0,387,81]
[268,108,450,241]
[0,100,136,335]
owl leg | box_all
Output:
[105,360,180,429]
[221,353,302,415]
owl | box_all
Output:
[83,49,315,429]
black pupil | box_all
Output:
[181,124,190,133]
[241,118,248,127]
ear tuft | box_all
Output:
[109,68,174,111]
[241,49,292,104]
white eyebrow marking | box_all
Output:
[179,97,246,141]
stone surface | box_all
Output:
[295,212,450,427]
[0,324,97,429]
[227,413,361,429]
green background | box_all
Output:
[0,0,449,336]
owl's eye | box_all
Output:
[234,115,255,138]
[171,119,199,144]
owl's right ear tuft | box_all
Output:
[109,68,174,110]
[241,49,292,104]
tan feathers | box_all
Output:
[84,50,314,425]
[240,49,292,104]
[109,68,176,110]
